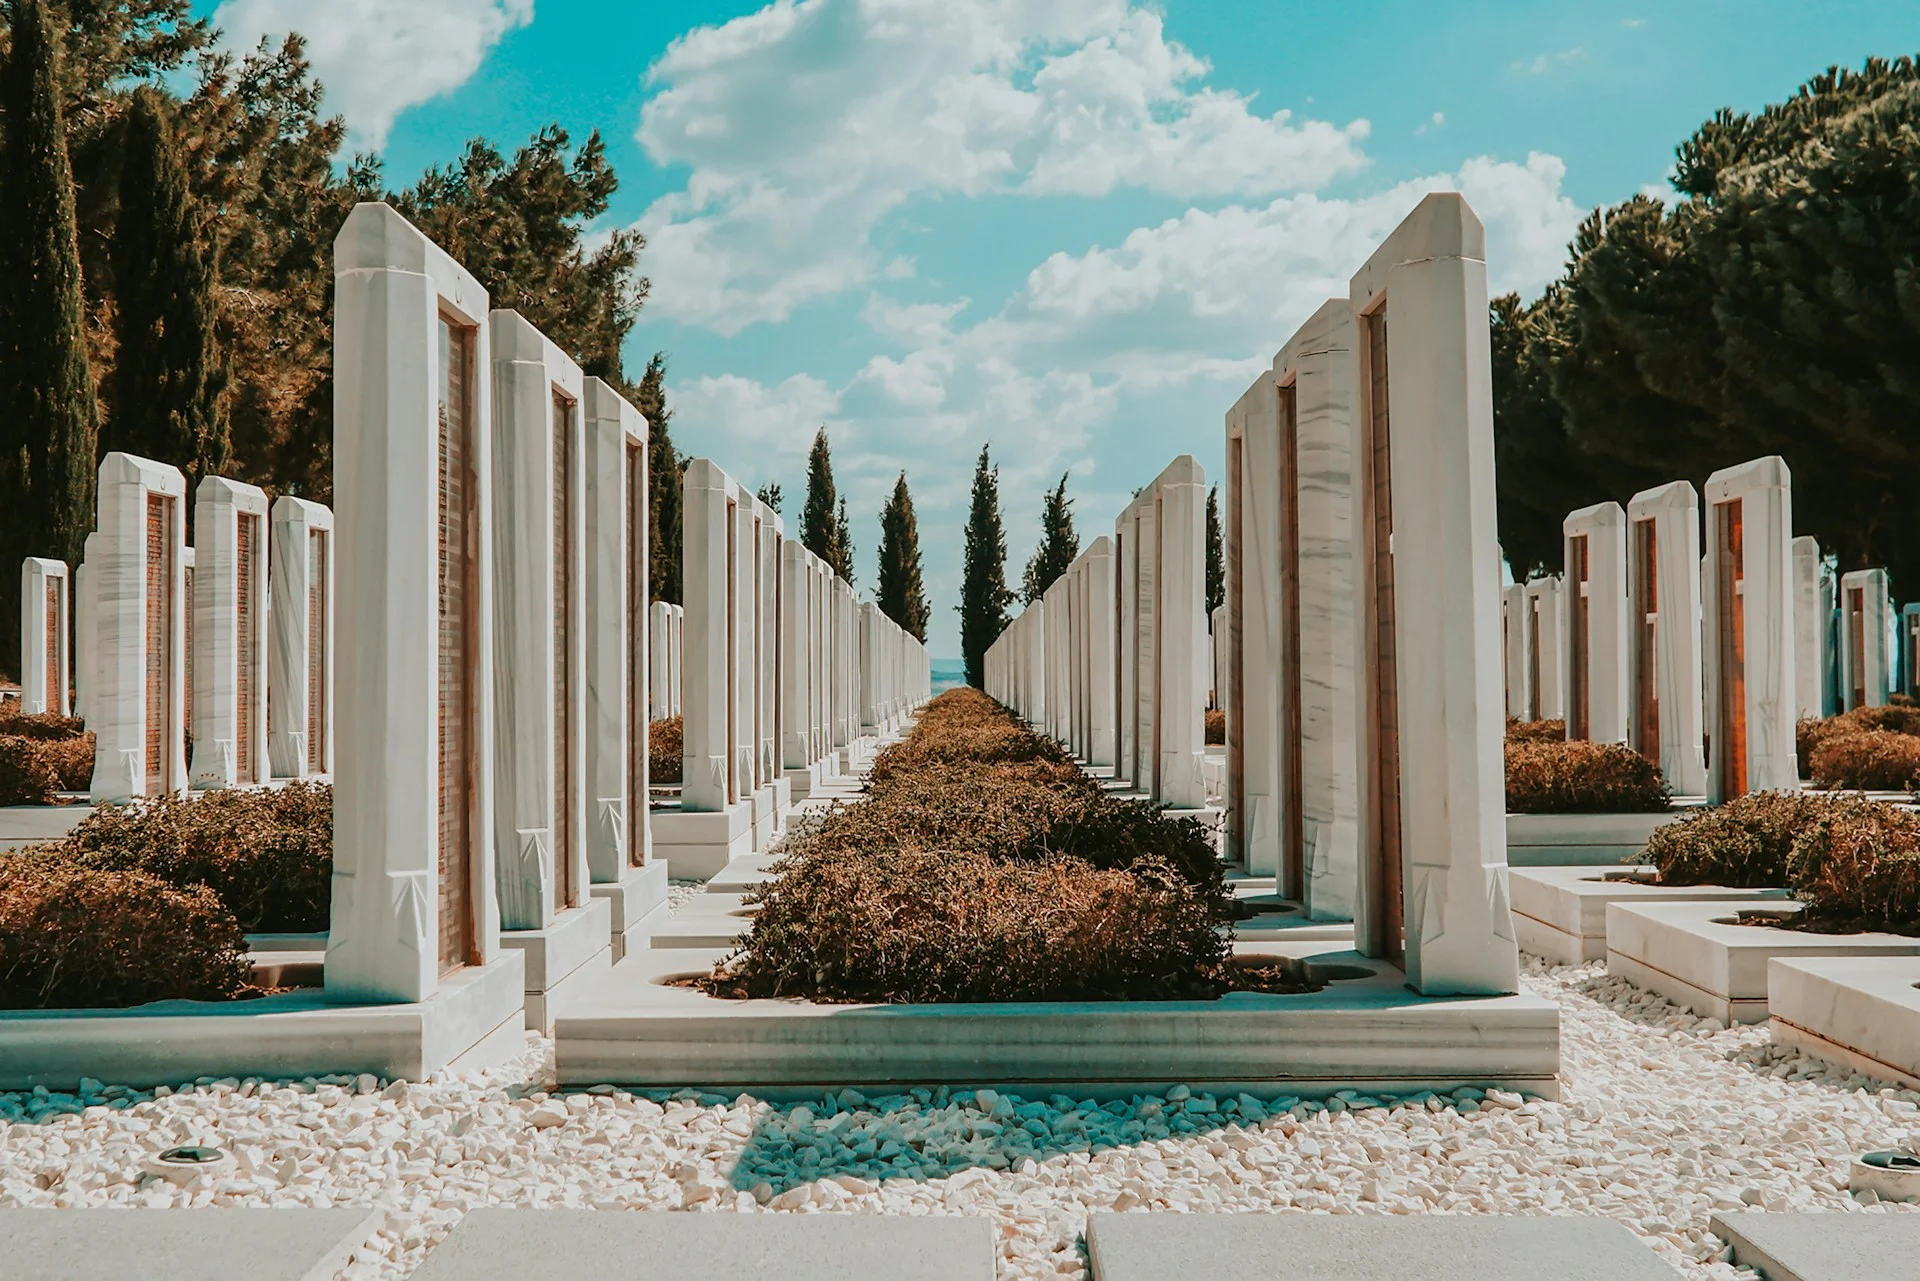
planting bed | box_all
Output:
[1509,865,1791,965]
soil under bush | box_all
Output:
[650,716,683,785]
[0,856,255,1009]
[1504,739,1670,814]
[697,687,1308,1003]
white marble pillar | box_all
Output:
[1078,537,1116,767]
[831,576,856,753]
[74,536,97,721]
[1702,456,1797,803]
[1121,456,1208,809]
[487,309,589,934]
[582,376,664,961]
[20,557,69,717]
[1791,537,1831,719]
[810,560,831,763]
[654,458,755,876]
[1561,501,1628,745]
[1114,506,1140,787]
[1502,583,1529,720]
[1523,576,1566,722]
[749,500,787,849]
[1839,567,1893,711]
[327,201,505,1005]
[1348,192,1518,997]
[1902,603,1920,701]
[89,452,188,805]
[190,477,272,789]
[780,541,835,796]
[268,497,335,779]
[1625,481,1706,797]
[647,601,670,719]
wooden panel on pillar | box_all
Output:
[1715,498,1748,802]
[1361,306,1404,966]
[1277,380,1305,902]
[626,440,646,864]
[144,494,174,793]
[308,529,328,772]
[552,389,576,907]
[1567,534,1590,740]
[437,315,478,974]
[236,513,260,779]
[1631,517,1659,761]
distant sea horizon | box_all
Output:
[930,658,967,695]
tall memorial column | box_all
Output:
[1561,501,1628,746]
[1624,482,1706,797]
[1348,192,1519,997]
[326,202,524,1060]
[268,497,335,779]
[1120,457,1207,809]
[1839,567,1893,712]
[582,376,666,961]
[1702,457,1797,802]
[1791,536,1836,719]
[20,557,70,717]
[90,452,188,805]
[191,477,272,790]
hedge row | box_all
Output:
[1800,705,1920,789]
[650,715,683,785]
[1504,739,1671,814]
[699,687,1285,1003]
[0,704,96,803]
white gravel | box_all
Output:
[5,956,1919,1280]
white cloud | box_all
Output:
[633,0,1369,333]
[1416,110,1445,135]
[213,0,533,149]
[1513,47,1587,76]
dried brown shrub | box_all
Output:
[39,733,94,791]
[1809,728,1920,791]
[62,782,332,932]
[1204,709,1225,745]
[1798,705,1920,776]
[1785,795,1920,934]
[0,707,88,741]
[650,715,683,785]
[1506,718,1566,744]
[1645,790,1840,887]
[704,686,1238,1002]
[1504,739,1670,814]
[0,736,59,805]
[0,858,254,1009]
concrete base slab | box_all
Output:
[555,938,1559,1095]
[1510,865,1792,965]
[646,891,754,951]
[1506,808,1697,868]
[1085,1212,1679,1281]
[706,854,782,896]
[751,776,793,850]
[1769,955,1920,1088]
[500,899,613,1034]
[0,951,527,1090]
[0,802,89,852]
[1711,1210,1920,1281]
[785,758,839,800]
[652,802,753,880]
[0,1208,383,1281]
[589,861,671,961]
[1605,901,1920,1024]
[405,1208,994,1281]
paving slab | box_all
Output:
[402,1208,995,1280]
[1085,1212,1679,1280]
[0,802,90,852]
[1711,1210,1920,1281]
[0,1208,380,1281]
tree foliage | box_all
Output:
[1203,483,1223,617]
[637,352,681,605]
[959,446,1011,688]
[877,472,929,642]
[1020,472,1078,605]
[801,426,853,583]
[0,0,99,674]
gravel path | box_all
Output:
[5,956,1918,1280]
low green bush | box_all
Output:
[1645,790,1841,887]
[61,782,332,932]
[1785,795,1920,933]
[1504,739,1670,814]
[1809,728,1920,790]
[650,715,683,785]
[0,857,253,1009]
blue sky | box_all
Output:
[200,0,1920,655]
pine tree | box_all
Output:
[110,86,228,483]
[876,472,929,642]
[1020,472,1079,604]
[958,445,1011,689]
[1204,484,1224,617]
[637,352,681,604]
[0,0,99,676]
[756,483,782,514]
[801,426,853,582]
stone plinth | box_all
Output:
[89,452,189,804]
[190,477,272,789]
[19,557,69,718]
[1347,192,1519,997]
[1625,481,1706,797]
[1702,457,1797,803]
[1561,501,1627,745]
[268,497,335,779]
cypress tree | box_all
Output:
[755,482,782,514]
[110,86,228,483]
[876,472,929,642]
[801,426,853,582]
[1204,484,1224,617]
[958,445,1011,689]
[637,352,681,604]
[0,0,99,676]
[1020,471,1079,604]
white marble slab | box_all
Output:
[582,377,649,883]
[19,556,68,717]
[1839,566,1893,710]
[1792,535,1837,718]
[1509,864,1789,965]
[268,497,334,779]
[1769,954,1920,1088]
[73,535,97,721]
[1702,457,1798,802]
[1625,482,1706,796]
[1523,574,1566,722]
[1562,501,1628,745]
[191,476,271,789]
